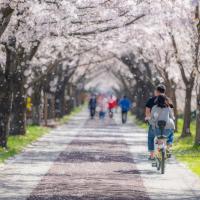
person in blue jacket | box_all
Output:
[119,96,132,124]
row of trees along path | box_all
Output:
[0,1,200,148]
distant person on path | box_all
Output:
[119,96,132,124]
[108,95,117,118]
[97,94,108,119]
[145,84,174,160]
[88,95,97,119]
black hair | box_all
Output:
[156,95,168,108]
[156,84,166,94]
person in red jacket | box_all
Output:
[108,96,117,118]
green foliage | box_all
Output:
[0,126,49,163]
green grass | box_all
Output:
[173,119,200,176]
[0,126,49,163]
[0,105,84,163]
[134,117,148,129]
[134,116,200,177]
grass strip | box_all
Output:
[0,126,49,163]
[0,106,84,163]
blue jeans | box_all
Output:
[148,126,174,151]
[167,129,174,145]
[148,125,155,151]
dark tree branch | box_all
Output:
[29,41,41,61]
[68,14,145,36]
[169,32,189,85]
[0,5,14,38]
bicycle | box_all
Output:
[152,120,168,174]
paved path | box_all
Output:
[0,110,200,200]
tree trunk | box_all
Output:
[0,78,13,147]
[134,79,153,121]
[171,87,178,131]
[166,82,178,132]
[50,95,56,119]
[181,87,193,137]
[135,88,145,120]
[195,86,200,145]
[32,105,41,125]
[44,92,48,126]
[55,89,65,118]
[32,84,42,125]
[10,82,27,135]
[0,94,13,147]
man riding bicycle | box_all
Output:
[150,95,175,138]
[149,95,175,173]
[145,84,174,160]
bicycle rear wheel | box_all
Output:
[161,150,165,174]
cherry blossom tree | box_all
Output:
[167,1,200,137]
[0,0,200,147]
